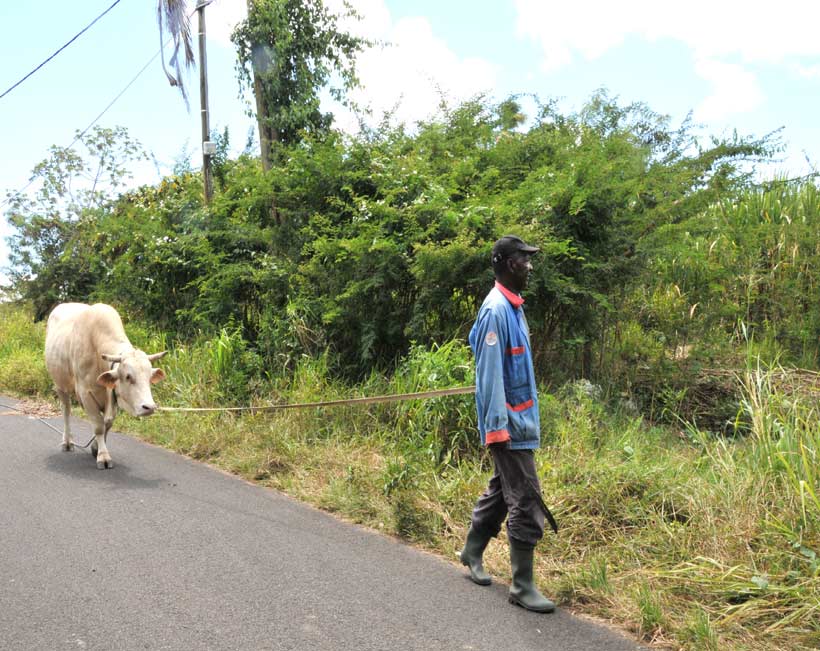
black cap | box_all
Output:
[491,235,539,265]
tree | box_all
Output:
[4,127,146,320]
[232,0,369,171]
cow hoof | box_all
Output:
[96,458,114,470]
[61,442,74,451]
[91,442,98,458]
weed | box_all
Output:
[636,582,665,640]
[392,489,443,544]
[684,608,719,651]
[582,555,612,594]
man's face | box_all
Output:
[507,251,534,292]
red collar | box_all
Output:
[495,281,524,308]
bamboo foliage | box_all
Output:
[636,183,820,368]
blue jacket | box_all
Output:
[468,282,540,449]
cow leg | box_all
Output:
[81,394,114,470]
[93,421,114,470]
[101,390,117,463]
[57,389,73,451]
[103,388,116,438]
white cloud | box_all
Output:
[514,0,820,69]
[348,16,497,126]
[794,63,820,80]
[513,0,820,123]
[331,4,499,130]
[514,0,639,71]
[693,58,764,122]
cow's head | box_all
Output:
[96,350,167,417]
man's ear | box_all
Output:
[96,371,118,389]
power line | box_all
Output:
[0,47,163,211]
[69,51,162,153]
[0,0,125,101]
[1,4,201,211]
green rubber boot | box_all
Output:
[508,541,555,613]
[458,526,493,586]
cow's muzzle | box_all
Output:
[138,403,157,417]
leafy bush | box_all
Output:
[5,93,779,388]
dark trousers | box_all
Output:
[470,444,545,549]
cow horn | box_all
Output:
[101,354,122,363]
[147,351,168,362]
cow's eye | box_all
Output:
[126,374,133,383]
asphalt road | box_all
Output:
[0,394,645,651]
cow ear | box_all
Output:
[150,368,166,384]
[96,371,118,389]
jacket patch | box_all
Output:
[485,331,498,346]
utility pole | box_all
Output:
[197,0,214,204]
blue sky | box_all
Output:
[2,0,819,283]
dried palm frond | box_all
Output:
[157,0,195,108]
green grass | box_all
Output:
[636,582,666,640]
[0,305,51,395]
[684,608,719,651]
[3,301,818,650]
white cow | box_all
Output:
[44,303,167,469]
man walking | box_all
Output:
[459,235,556,613]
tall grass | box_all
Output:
[642,182,820,371]
[740,360,820,529]
[0,304,51,395]
[2,302,819,649]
